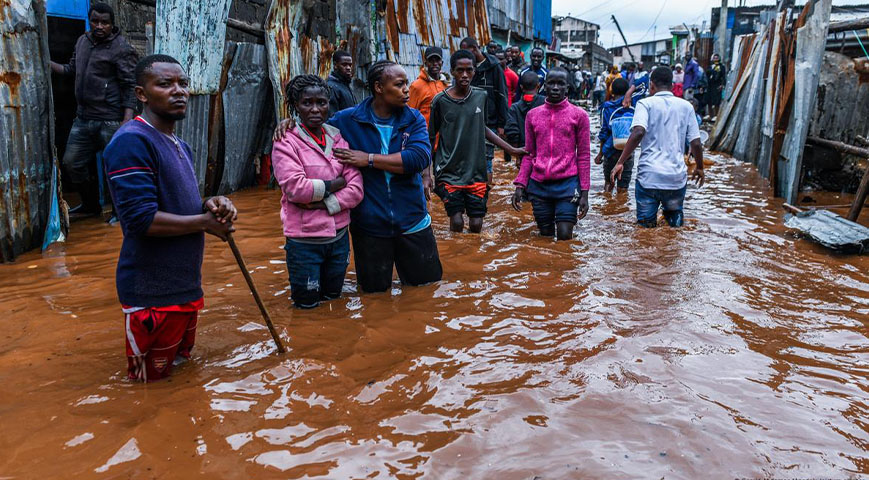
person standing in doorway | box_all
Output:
[103,55,237,382]
[459,36,509,183]
[327,50,357,114]
[50,2,138,219]
[610,67,704,228]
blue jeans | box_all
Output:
[284,234,350,308]
[635,182,686,228]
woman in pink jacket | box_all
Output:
[272,75,364,308]
[511,67,591,241]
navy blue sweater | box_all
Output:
[328,97,431,237]
[103,118,204,307]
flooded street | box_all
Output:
[1,134,868,477]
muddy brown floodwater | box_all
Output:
[1,130,868,479]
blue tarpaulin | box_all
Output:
[46,0,89,21]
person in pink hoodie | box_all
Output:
[272,75,364,308]
[511,67,591,241]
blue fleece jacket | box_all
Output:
[328,97,432,237]
[103,119,204,307]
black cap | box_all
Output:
[424,46,442,60]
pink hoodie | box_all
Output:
[514,99,591,191]
[272,124,364,238]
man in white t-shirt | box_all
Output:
[610,66,704,227]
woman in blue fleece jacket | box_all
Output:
[277,60,443,293]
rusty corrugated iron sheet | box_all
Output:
[154,0,232,94]
[488,0,532,40]
[1,0,58,262]
[779,0,833,204]
[174,95,210,194]
[382,0,491,68]
[219,43,270,195]
[265,0,335,119]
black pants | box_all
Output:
[350,225,443,293]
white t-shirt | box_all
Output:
[630,91,701,190]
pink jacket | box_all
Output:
[272,124,363,238]
[514,99,591,191]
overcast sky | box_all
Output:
[552,0,868,48]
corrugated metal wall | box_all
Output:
[380,0,492,77]
[154,0,233,94]
[219,42,271,195]
[1,0,57,262]
[265,0,336,119]
[156,0,233,194]
[488,0,532,40]
[532,0,551,44]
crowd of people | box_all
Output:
[53,3,713,382]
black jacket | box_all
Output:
[505,94,545,147]
[327,72,357,114]
[470,53,508,129]
[62,28,138,121]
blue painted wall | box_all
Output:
[532,0,551,44]
[46,0,89,21]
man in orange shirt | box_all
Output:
[409,46,449,126]
[410,46,449,200]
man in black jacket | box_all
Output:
[50,2,138,217]
[327,50,357,114]
[459,36,508,181]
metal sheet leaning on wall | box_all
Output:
[1,0,60,262]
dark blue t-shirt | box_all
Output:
[103,118,204,307]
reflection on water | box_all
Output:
[0,115,867,478]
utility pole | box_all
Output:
[716,0,728,61]
[611,15,636,61]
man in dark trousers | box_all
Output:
[50,2,138,218]
[459,36,508,180]
[327,50,357,114]
[103,54,237,382]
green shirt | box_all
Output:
[429,87,488,186]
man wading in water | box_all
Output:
[610,66,704,228]
[103,55,237,382]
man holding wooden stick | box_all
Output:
[104,54,237,382]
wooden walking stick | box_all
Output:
[226,233,286,354]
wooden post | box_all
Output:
[227,234,286,354]
[848,163,869,222]
[805,136,869,221]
